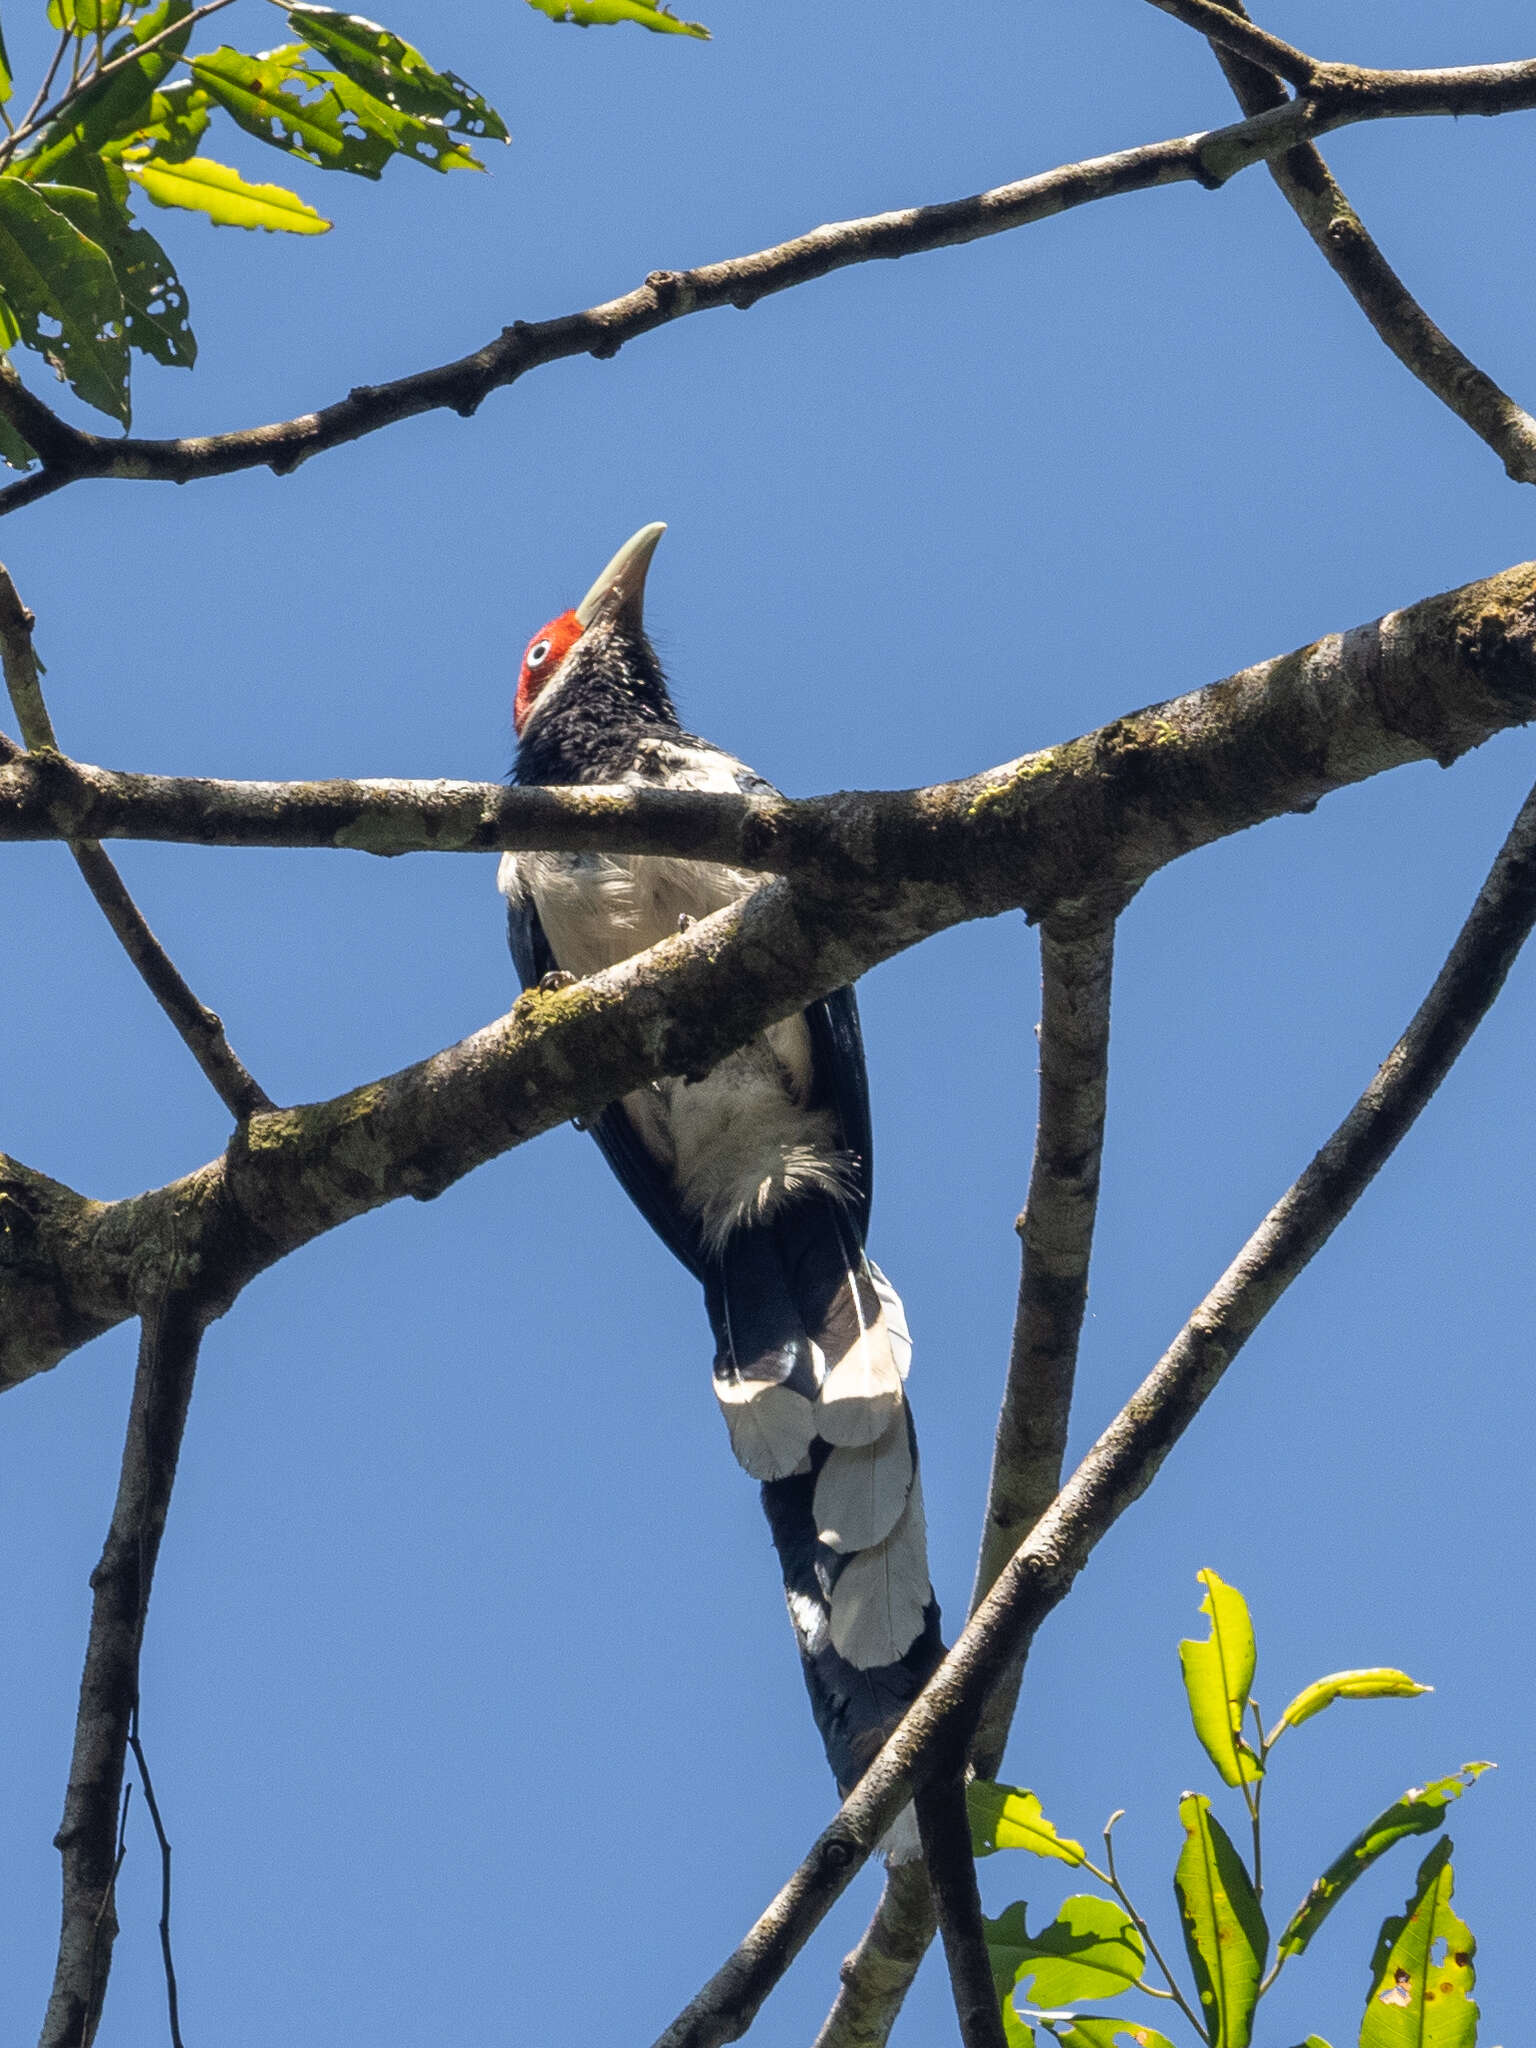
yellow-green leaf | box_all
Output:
[1273,1669,1430,1736]
[985,1896,1144,2007]
[1042,2023,1176,2048]
[190,46,393,178]
[1276,1763,1492,1961]
[1178,1569,1261,1788]
[968,1783,1088,1866]
[1174,1794,1267,2048]
[1360,1839,1477,2048]
[0,15,13,105]
[123,156,330,234]
[524,0,709,38]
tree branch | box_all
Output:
[817,919,1116,2048]
[1195,2,1536,484]
[4,54,1536,511]
[39,1283,207,2048]
[1141,0,1315,86]
[0,567,271,1120]
[5,558,1536,1393]
[913,1777,1006,2048]
[651,767,1536,2048]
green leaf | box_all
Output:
[317,69,484,173]
[0,14,14,105]
[123,156,330,234]
[969,1784,1088,1866]
[189,46,393,178]
[1001,1995,1035,2048]
[24,0,194,175]
[286,10,510,139]
[1360,1839,1477,2048]
[1039,2022,1176,2048]
[1178,1569,1261,1788]
[1173,1793,1267,2048]
[1272,1669,1431,1736]
[35,172,194,368]
[110,81,214,168]
[49,0,131,32]
[524,0,710,38]
[0,176,128,420]
[985,1896,1144,2008]
[1276,1763,1492,1961]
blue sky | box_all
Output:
[2,2,1534,2042]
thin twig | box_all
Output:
[126,1724,186,2048]
[39,1282,206,2048]
[913,1777,1007,2048]
[1193,0,1536,484]
[1101,1813,1208,2040]
[653,774,1536,2048]
[819,921,1116,2046]
[5,53,1536,511]
[0,566,272,1121]
[0,0,238,169]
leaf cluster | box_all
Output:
[0,0,707,455]
[969,1571,1491,2048]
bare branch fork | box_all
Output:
[0,568,271,1121]
[653,769,1536,2048]
[1,34,1535,512]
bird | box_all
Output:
[498,524,942,1840]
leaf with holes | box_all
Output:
[34,173,194,369]
[1038,2022,1176,2048]
[969,1784,1088,1866]
[1279,1764,1492,1962]
[1179,1569,1261,1788]
[317,70,484,173]
[287,10,509,138]
[1272,1669,1431,1736]
[190,46,393,178]
[1360,1838,1477,2047]
[1174,1794,1267,2048]
[524,0,709,37]
[986,1896,1144,2008]
[124,156,330,234]
[0,177,128,420]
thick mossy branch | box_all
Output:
[5,559,1535,1392]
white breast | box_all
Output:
[498,744,850,1245]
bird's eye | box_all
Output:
[526,638,552,669]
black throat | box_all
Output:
[513,625,682,786]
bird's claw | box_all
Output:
[539,969,577,992]
[677,913,695,933]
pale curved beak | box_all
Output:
[574,521,666,633]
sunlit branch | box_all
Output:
[651,769,1536,2048]
[3,51,1536,513]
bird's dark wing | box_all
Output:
[505,889,708,1279]
[505,889,558,988]
[588,1101,707,1280]
[806,986,874,1245]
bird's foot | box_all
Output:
[677,913,695,933]
[538,969,577,992]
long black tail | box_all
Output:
[706,1194,944,1827]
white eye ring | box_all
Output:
[527,638,552,668]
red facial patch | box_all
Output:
[513,609,584,734]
